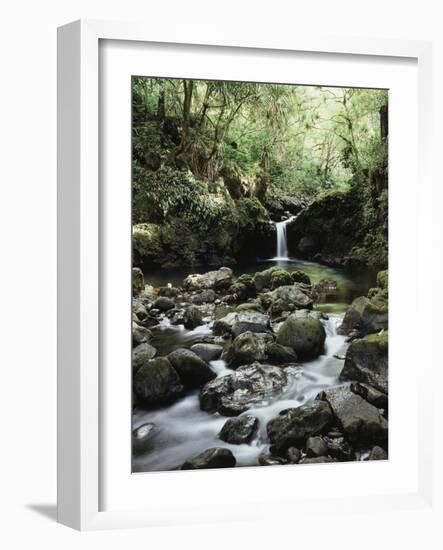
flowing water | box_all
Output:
[133,220,377,472]
[273,215,296,260]
[132,315,347,472]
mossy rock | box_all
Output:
[270,269,293,290]
[376,270,388,290]
[291,270,311,286]
[339,296,388,336]
[276,314,326,359]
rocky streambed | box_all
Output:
[132,263,389,472]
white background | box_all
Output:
[0,0,442,548]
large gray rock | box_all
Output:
[270,285,313,310]
[318,385,388,444]
[192,289,216,304]
[168,348,216,388]
[218,415,258,444]
[183,305,203,329]
[350,382,388,411]
[132,342,157,372]
[153,296,175,311]
[212,310,270,337]
[134,357,184,408]
[183,267,233,291]
[226,331,274,368]
[181,448,236,469]
[339,296,388,336]
[200,362,291,416]
[276,314,326,359]
[340,332,388,393]
[132,322,152,346]
[267,401,333,454]
[190,343,223,362]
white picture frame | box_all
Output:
[57,19,433,531]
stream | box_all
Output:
[132,222,376,472]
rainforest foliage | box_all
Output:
[132,77,388,269]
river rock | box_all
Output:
[318,385,388,444]
[212,310,270,337]
[183,305,203,329]
[236,274,257,298]
[153,296,175,311]
[339,296,388,336]
[168,348,216,388]
[253,267,279,292]
[350,382,388,411]
[265,342,298,364]
[134,357,184,408]
[133,298,148,321]
[190,343,223,362]
[267,401,333,454]
[291,270,311,286]
[340,331,388,393]
[132,322,152,346]
[286,447,302,463]
[181,448,236,469]
[276,314,326,359]
[305,436,328,457]
[218,415,258,444]
[323,434,353,461]
[368,445,388,461]
[132,422,158,455]
[270,269,293,289]
[132,267,144,295]
[269,285,313,311]
[226,331,274,368]
[200,362,290,416]
[183,267,233,291]
[192,289,216,304]
[132,342,157,372]
[157,285,180,298]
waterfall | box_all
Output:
[274,216,296,260]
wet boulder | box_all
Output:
[132,342,157,372]
[200,362,291,416]
[168,348,216,388]
[181,448,236,470]
[226,331,274,368]
[218,415,258,444]
[153,296,175,311]
[340,331,388,393]
[192,289,216,304]
[270,269,293,290]
[318,385,388,444]
[132,322,152,346]
[236,274,257,298]
[212,310,270,337]
[253,266,284,292]
[183,305,203,329]
[134,357,184,408]
[183,267,233,291]
[276,314,326,360]
[190,343,223,362]
[267,401,333,454]
[269,285,313,311]
[291,270,311,286]
[132,422,158,455]
[323,434,353,461]
[265,342,298,365]
[305,436,328,458]
[350,382,388,412]
[339,296,388,336]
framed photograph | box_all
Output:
[57,19,433,530]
